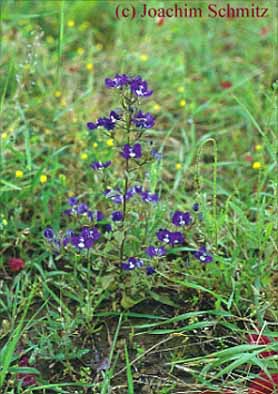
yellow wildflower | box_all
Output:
[93,142,98,148]
[252,161,262,170]
[175,163,182,170]
[55,91,62,98]
[86,63,93,71]
[40,174,47,183]
[153,103,161,112]
[140,54,149,62]
[15,170,24,178]
[1,132,8,140]
[80,153,88,160]
[67,20,75,28]
[106,139,114,147]
[77,47,84,55]
[255,144,263,151]
[95,43,103,51]
[179,99,186,107]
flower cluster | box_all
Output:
[145,246,166,258]
[44,73,211,283]
[44,226,101,251]
[157,228,185,246]
[132,111,155,128]
[192,246,213,264]
[172,210,192,226]
[121,257,144,271]
[63,197,104,222]
[104,185,159,205]
[64,227,101,250]
[91,160,112,170]
[87,110,121,131]
[105,74,153,97]
[121,143,142,159]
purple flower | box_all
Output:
[91,160,111,170]
[134,185,143,193]
[121,257,144,271]
[125,188,137,201]
[156,229,171,244]
[87,110,121,132]
[104,188,123,204]
[87,121,98,130]
[132,111,155,129]
[140,191,159,203]
[68,197,78,206]
[43,227,55,240]
[130,76,153,97]
[146,266,156,275]
[88,210,104,222]
[192,203,199,212]
[172,211,192,226]
[105,74,130,89]
[96,211,104,221]
[63,229,74,247]
[103,223,112,233]
[76,203,89,215]
[125,185,143,200]
[111,211,123,222]
[192,246,213,263]
[145,246,166,258]
[63,208,73,216]
[81,226,100,239]
[156,229,184,246]
[120,143,142,160]
[98,111,120,131]
[70,227,101,250]
[104,74,152,98]
[151,148,162,160]
[170,231,185,245]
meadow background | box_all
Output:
[0,0,277,393]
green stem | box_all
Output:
[119,102,132,262]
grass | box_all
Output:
[0,0,278,393]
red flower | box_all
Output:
[247,333,278,358]
[249,372,278,394]
[220,81,232,89]
[17,355,37,387]
[157,16,165,26]
[260,26,269,37]
[18,374,36,387]
[245,155,253,162]
[8,257,25,272]
[19,356,29,366]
